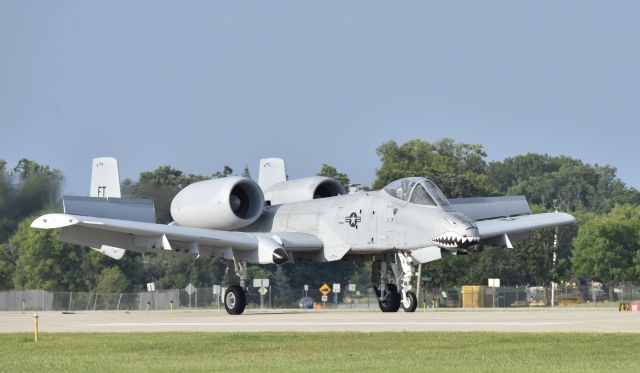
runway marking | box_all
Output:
[89,321,583,327]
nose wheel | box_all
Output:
[402,291,417,312]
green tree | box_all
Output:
[0,160,16,242]
[317,164,351,188]
[212,166,233,179]
[0,159,62,242]
[505,204,579,286]
[12,159,63,219]
[0,243,16,289]
[571,205,640,299]
[272,266,293,307]
[241,165,252,179]
[121,165,209,224]
[11,218,86,291]
[145,255,224,289]
[487,154,635,213]
[95,267,130,293]
[373,138,496,197]
[422,255,472,288]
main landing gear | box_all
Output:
[372,252,418,313]
[223,259,247,315]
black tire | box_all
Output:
[224,285,246,315]
[378,284,401,312]
[402,291,418,312]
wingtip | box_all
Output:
[558,212,577,224]
[31,214,79,229]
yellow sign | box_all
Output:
[319,283,331,296]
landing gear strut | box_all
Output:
[371,252,417,313]
[372,257,400,312]
[223,259,247,315]
[397,252,417,312]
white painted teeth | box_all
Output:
[432,232,480,248]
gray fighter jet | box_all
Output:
[32,157,575,314]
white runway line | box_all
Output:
[90,321,583,327]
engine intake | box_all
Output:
[170,177,264,230]
[263,176,346,205]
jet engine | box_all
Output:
[263,177,346,205]
[170,177,265,230]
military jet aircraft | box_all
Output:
[32,157,575,315]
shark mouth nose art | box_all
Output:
[432,232,480,249]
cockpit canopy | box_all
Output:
[383,177,450,207]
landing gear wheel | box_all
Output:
[224,285,246,315]
[402,291,417,312]
[378,284,401,312]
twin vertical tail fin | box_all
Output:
[86,157,126,259]
[90,157,121,198]
[60,157,155,260]
[258,158,287,191]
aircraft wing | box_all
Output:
[475,212,575,248]
[449,195,531,221]
[31,213,323,264]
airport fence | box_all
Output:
[2,282,640,311]
[423,282,640,309]
[0,285,380,312]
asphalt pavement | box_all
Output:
[1,308,639,333]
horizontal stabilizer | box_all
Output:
[63,196,155,223]
[449,195,531,221]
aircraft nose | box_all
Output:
[466,226,480,238]
[432,213,481,249]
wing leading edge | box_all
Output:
[475,212,575,248]
[31,213,323,264]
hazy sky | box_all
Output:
[2,1,638,195]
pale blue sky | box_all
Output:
[1,1,638,195]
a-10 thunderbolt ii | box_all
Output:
[32,157,575,315]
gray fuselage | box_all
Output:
[243,190,479,261]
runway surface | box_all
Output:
[1,308,638,333]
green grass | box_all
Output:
[2,332,639,372]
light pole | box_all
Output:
[551,199,560,307]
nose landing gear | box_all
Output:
[372,252,418,313]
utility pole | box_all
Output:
[551,199,560,307]
[415,264,422,308]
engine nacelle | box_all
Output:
[170,177,264,230]
[263,176,346,205]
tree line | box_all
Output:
[1,138,639,303]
